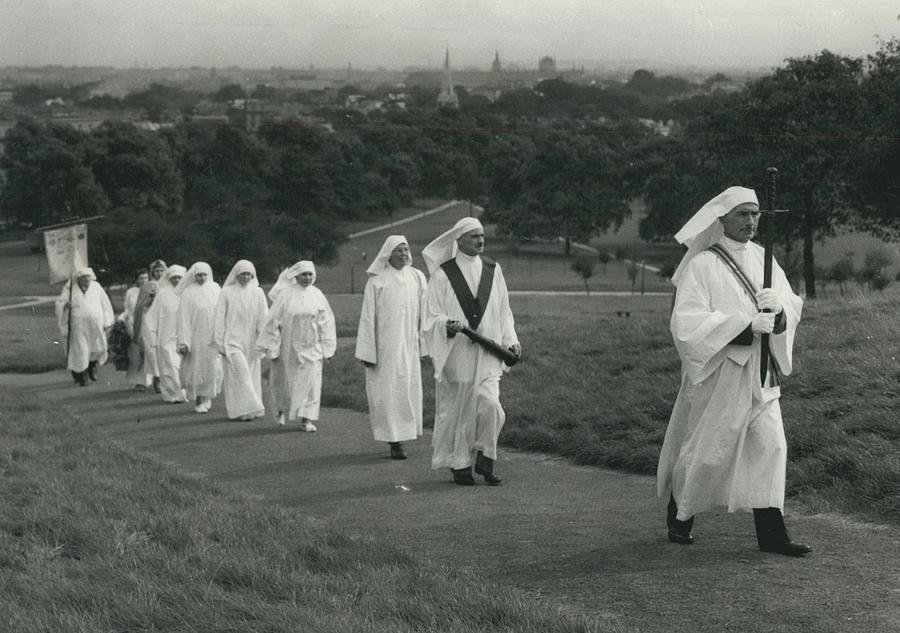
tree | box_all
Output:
[0,121,109,226]
[632,51,867,297]
[211,83,246,103]
[484,132,630,253]
[571,252,596,294]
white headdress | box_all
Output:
[268,260,316,302]
[671,186,759,285]
[422,217,483,274]
[174,262,215,296]
[73,267,96,281]
[223,259,259,288]
[366,235,410,276]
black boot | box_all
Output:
[753,508,812,557]
[389,442,407,460]
[87,361,98,381]
[153,376,161,393]
[71,370,86,386]
[474,451,502,485]
[451,467,475,486]
[667,494,695,544]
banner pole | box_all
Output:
[65,278,73,366]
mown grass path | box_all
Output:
[3,369,898,633]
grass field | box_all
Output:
[0,387,607,633]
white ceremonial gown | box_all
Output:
[178,281,223,401]
[56,280,115,373]
[214,282,268,419]
[135,282,161,378]
[657,236,802,520]
[144,285,184,402]
[355,265,427,442]
[424,253,518,470]
[258,284,336,422]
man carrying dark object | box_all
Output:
[422,218,520,486]
[657,186,811,557]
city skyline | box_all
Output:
[2,1,900,73]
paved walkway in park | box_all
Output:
[3,369,899,632]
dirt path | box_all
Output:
[4,369,898,632]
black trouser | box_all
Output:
[667,494,694,534]
[668,495,790,547]
[752,507,791,549]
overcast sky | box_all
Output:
[2,1,899,71]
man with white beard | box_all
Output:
[422,218,520,486]
[356,235,428,460]
[55,267,115,386]
[657,186,811,557]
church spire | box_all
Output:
[437,47,459,108]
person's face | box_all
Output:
[457,229,484,256]
[236,271,253,286]
[296,271,314,287]
[136,272,149,287]
[719,203,761,243]
[76,275,91,291]
[169,275,182,287]
[151,265,165,280]
[388,243,410,270]
[194,271,208,285]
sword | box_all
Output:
[760,167,789,386]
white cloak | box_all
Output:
[258,284,336,421]
[143,285,184,402]
[55,280,115,373]
[355,265,427,442]
[213,284,268,419]
[178,281,223,400]
[423,254,518,470]
[657,237,802,519]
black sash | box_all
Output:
[441,257,496,330]
[706,243,781,385]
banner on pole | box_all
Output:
[43,223,88,284]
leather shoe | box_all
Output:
[667,527,694,545]
[760,540,812,557]
[389,443,407,460]
[474,463,502,486]
[451,468,475,486]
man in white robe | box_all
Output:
[257,261,336,432]
[657,186,811,557]
[214,260,268,421]
[355,235,428,459]
[176,262,223,413]
[55,267,115,386]
[143,265,186,403]
[422,218,520,485]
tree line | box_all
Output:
[2,41,899,294]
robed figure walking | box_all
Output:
[355,235,428,459]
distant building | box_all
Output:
[538,56,557,75]
[437,48,459,109]
[491,50,502,73]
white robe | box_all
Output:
[213,284,268,419]
[178,282,223,401]
[55,281,115,373]
[143,285,184,402]
[355,265,427,442]
[258,284,336,422]
[657,237,802,519]
[423,253,518,470]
